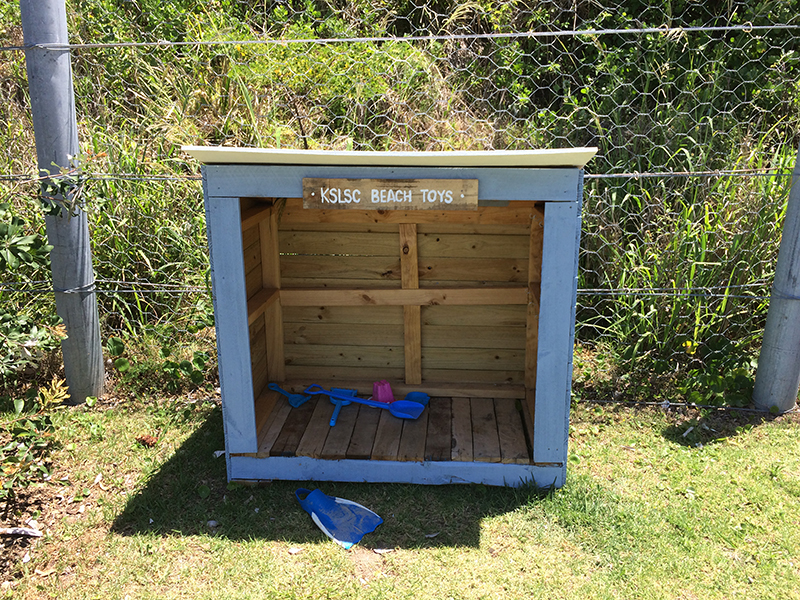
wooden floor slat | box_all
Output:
[270,397,317,457]
[398,408,429,462]
[320,403,359,460]
[295,397,335,458]
[494,399,530,464]
[425,398,451,461]
[371,411,404,461]
[471,397,502,462]
[450,397,473,461]
[256,392,531,464]
[347,406,382,459]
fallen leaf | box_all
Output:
[135,434,158,448]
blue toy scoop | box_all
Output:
[296,488,383,549]
[268,383,311,408]
[303,384,425,420]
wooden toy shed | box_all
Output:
[185,146,596,488]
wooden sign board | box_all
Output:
[303,178,478,210]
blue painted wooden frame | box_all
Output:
[201,163,584,486]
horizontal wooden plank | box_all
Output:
[242,223,259,250]
[418,233,530,259]
[281,255,402,281]
[284,366,406,383]
[421,305,527,327]
[279,231,399,257]
[283,305,404,325]
[423,325,526,350]
[281,278,403,290]
[418,258,529,283]
[279,221,533,236]
[280,198,537,225]
[422,347,525,371]
[203,164,582,203]
[423,369,525,386]
[245,262,263,300]
[303,177,478,210]
[243,237,261,276]
[279,287,528,307]
[285,344,404,368]
[278,378,525,399]
[247,287,279,326]
[240,203,272,231]
[284,322,403,347]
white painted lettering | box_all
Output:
[371,189,380,203]
[320,187,330,203]
[445,190,453,204]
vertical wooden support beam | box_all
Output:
[260,207,285,382]
[534,200,581,465]
[206,194,258,453]
[400,224,422,385]
[525,206,545,417]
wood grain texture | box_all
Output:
[421,368,525,386]
[422,325,526,349]
[283,305,404,325]
[254,388,279,441]
[270,399,317,457]
[280,197,537,225]
[424,397,452,461]
[279,230,399,257]
[295,398,335,458]
[281,255,402,282]
[283,322,404,347]
[471,397,501,462]
[284,344,404,368]
[256,399,293,456]
[264,300,285,382]
[421,305,526,327]
[279,287,528,307]
[397,409,429,462]
[240,202,272,231]
[450,397,473,461]
[418,233,531,259]
[371,410,404,461]
[320,403,359,460]
[421,347,525,371]
[346,406,382,460]
[525,206,545,390]
[279,377,525,399]
[400,223,422,385]
[495,399,531,464]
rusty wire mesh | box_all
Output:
[2,1,800,399]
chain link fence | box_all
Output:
[2,1,799,402]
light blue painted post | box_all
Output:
[203,188,258,453]
[20,0,104,402]
[753,146,800,412]
[534,199,581,467]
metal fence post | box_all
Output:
[20,0,104,403]
[752,146,800,413]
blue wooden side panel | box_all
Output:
[203,164,580,203]
[203,187,258,454]
[533,197,582,465]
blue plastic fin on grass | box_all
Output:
[295,488,383,549]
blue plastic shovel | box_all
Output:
[268,383,311,408]
[303,384,426,423]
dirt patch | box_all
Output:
[0,483,61,582]
[347,546,390,585]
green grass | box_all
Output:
[3,397,799,599]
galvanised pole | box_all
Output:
[753,146,800,413]
[20,0,104,403]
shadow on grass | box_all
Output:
[112,406,551,549]
[661,409,776,448]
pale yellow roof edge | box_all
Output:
[181,146,598,168]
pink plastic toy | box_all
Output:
[372,380,395,403]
